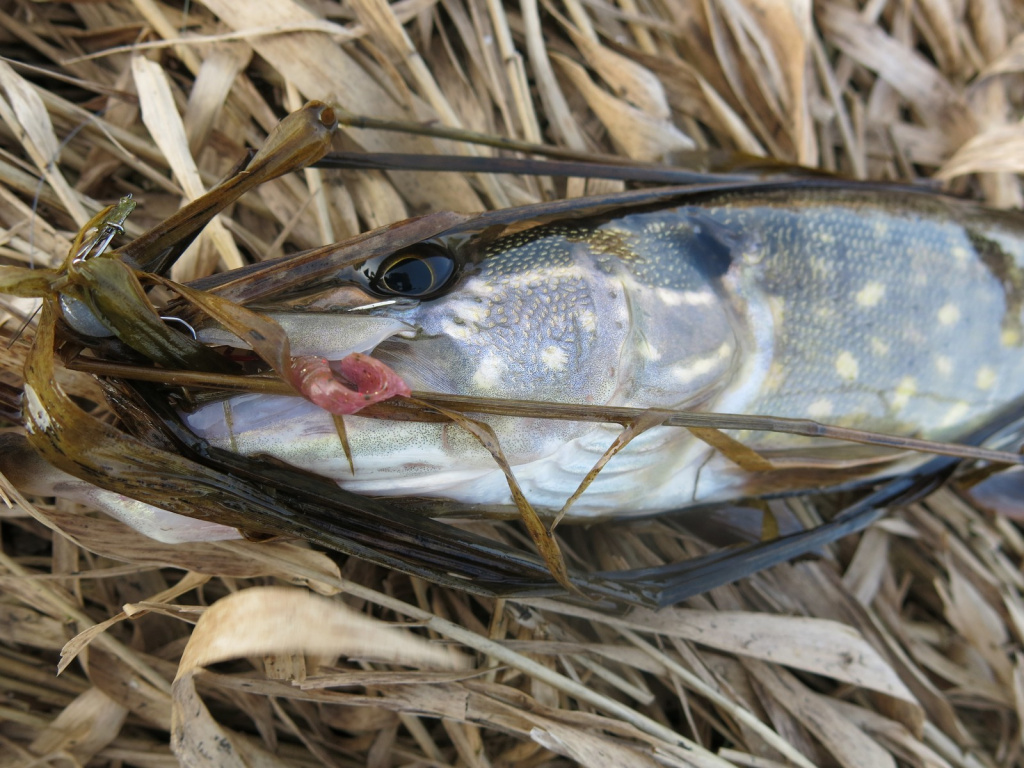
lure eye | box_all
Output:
[368,246,457,299]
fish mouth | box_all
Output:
[197,311,417,359]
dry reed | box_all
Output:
[1,0,1023,766]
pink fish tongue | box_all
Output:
[290,352,411,415]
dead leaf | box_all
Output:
[534,601,917,701]
[746,661,896,768]
[131,56,244,277]
[552,52,695,160]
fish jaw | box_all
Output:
[197,312,416,358]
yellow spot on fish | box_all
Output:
[937,303,960,326]
[442,319,473,342]
[471,281,496,296]
[808,399,833,419]
[836,351,859,381]
[892,376,916,410]
[693,357,720,375]
[638,338,661,361]
[578,310,597,334]
[540,345,568,371]
[658,287,715,307]
[940,401,971,429]
[870,337,890,356]
[472,355,507,390]
[767,295,786,325]
[460,305,487,324]
[670,346,729,384]
[685,291,717,306]
[741,244,764,265]
[873,220,889,237]
[951,245,969,264]
[935,355,953,377]
[819,232,835,244]
[976,366,997,391]
[763,361,786,393]
[656,287,684,307]
[1002,327,1021,347]
[855,282,885,307]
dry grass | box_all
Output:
[1,0,1024,766]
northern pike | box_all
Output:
[6,102,1024,601]
[180,182,1024,520]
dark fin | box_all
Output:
[638,461,952,607]
[961,466,1024,519]
[615,391,1024,607]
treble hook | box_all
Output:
[72,195,135,265]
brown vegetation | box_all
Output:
[1,1,1023,766]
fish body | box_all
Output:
[185,184,1024,519]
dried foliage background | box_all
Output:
[1,0,1024,766]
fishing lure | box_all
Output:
[3,102,1022,606]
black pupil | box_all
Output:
[382,258,431,294]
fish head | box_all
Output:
[188,209,759,514]
[337,211,751,411]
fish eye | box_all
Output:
[368,246,457,299]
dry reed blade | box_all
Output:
[1,1,1023,766]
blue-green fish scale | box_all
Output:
[691,192,1024,444]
